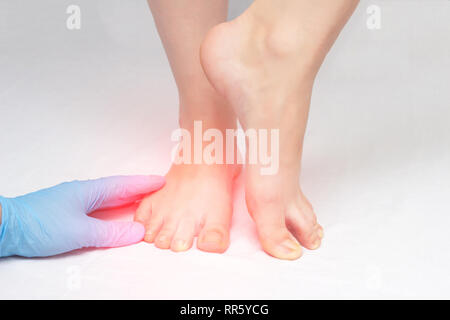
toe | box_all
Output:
[171,218,196,252]
[198,229,228,253]
[317,224,324,240]
[144,211,163,243]
[155,222,177,250]
[310,224,324,250]
[197,209,231,253]
[134,197,152,225]
[287,204,322,250]
[253,205,303,260]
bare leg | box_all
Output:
[201,0,359,259]
[135,0,239,253]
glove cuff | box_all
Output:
[0,196,11,257]
[0,196,20,258]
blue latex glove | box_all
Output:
[0,175,165,258]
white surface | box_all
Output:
[0,0,449,299]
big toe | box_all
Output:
[287,205,323,250]
[258,226,303,260]
[253,207,303,260]
[197,227,229,253]
[197,204,232,253]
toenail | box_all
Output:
[203,231,223,244]
[157,235,167,243]
[311,239,321,250]
[144,232,154,242]
[174,239,187,251]
[317,228,324,239]
[280,239,301,253]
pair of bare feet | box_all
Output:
[135,0,358,260]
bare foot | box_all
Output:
[135,161,239,253]
[199,9,338,260]
[141,0,243,254]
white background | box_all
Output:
[0,0,449,299]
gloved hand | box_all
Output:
[0,175,165,258]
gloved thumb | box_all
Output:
[77,175,165,214]
[85,218,145,248]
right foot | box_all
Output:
[200,9,338,260]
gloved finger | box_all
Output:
[85,218,145,248]
[78,175,165,214]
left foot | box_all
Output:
[135,158,240,253]
[200,8,334,259]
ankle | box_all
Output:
[240,6,332,75]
